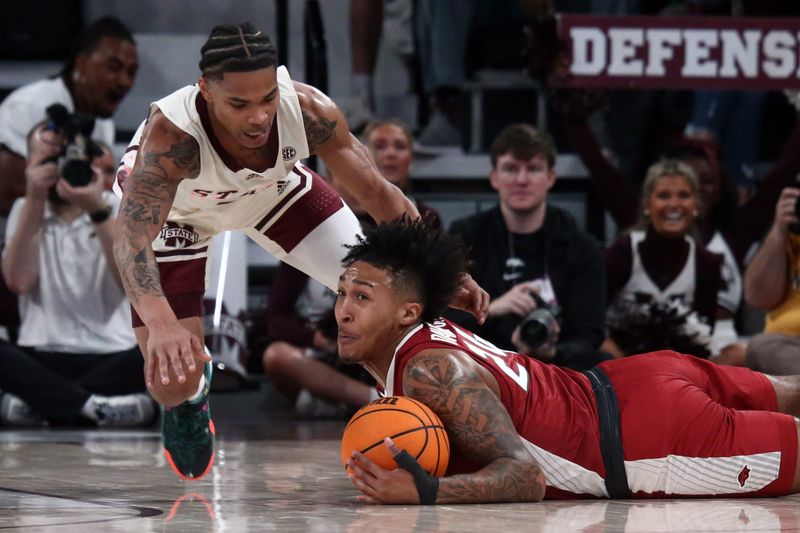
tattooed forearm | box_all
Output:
[403,353,546,503]
[439,458,545,504]
[302,111,337,154]
[131,248,165,296]
[114,237,166,306]
[113,142,187,306]
[114,170,174,305]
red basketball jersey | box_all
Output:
[384,318,608,498]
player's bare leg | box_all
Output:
[763,374,800,418]
[789,420,800,493]
[262,341,374,408]
[761,375,800,492]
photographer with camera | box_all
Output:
[0,17,136,221]
[448,124,607,370]
[0,16,137,340]
[742,186,800,374]
[0,120,153,427]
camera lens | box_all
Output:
[61,159,94,187]
[519,309,553,348]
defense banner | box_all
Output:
[560,15,800,89]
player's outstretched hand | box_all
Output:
[449,273,490,324]
[146,321,210,388]
[346,438,421,505]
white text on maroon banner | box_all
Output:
[561,15,800,89]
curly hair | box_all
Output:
[342,218,469,323]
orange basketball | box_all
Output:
[341,396,450,477]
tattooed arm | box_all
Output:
[294,83,488,323]
[293,81,418,223]
[113,110,198,316]
[348,349,546,504]
[113,110,208,388]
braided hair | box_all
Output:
[342,218,469,323]
[199,23,277,80]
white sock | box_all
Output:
[81,396,100,421]
[187,374,207,403]
[351,73,373,101]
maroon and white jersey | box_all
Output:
[113,66,317,260]
[384,318,608,499]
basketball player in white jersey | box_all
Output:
[113,23,488,481]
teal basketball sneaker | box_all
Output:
[162,360,215,480]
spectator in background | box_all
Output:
[743,187,800,375]
[680,0,800,199]
[684,90,764,201]
[347,0,384,131]
[346,0,416,132]
[604,160,726,359]
[414,0,533,147]
[348,0,535,146]
[0,122,154,428]
[448,124,607,370]
[563,95,800,351]
[0,16,137,340]
[538,0,800,277]
[0,16,137,222]
[363,119,442,228]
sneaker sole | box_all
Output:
[163,419,216,481]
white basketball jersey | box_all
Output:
[706,231,742,314]
[613,230,697,309]
[118,66,310,236]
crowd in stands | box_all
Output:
[3,2,800,426]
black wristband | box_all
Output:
[88,207,111,224]
[394,450,439,505]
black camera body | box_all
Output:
[44,103,101,187]
[519,292,560,350]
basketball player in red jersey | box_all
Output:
[113,23,488,481]
[340,219,800,504]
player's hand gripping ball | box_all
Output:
[341,396,449,476]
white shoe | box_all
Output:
[294,390,349,419]
[93,393,157,428]
[343,96,375,134]
[416,111,462,147]
[0,393,43,427]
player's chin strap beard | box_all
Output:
[394,450,439,504]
